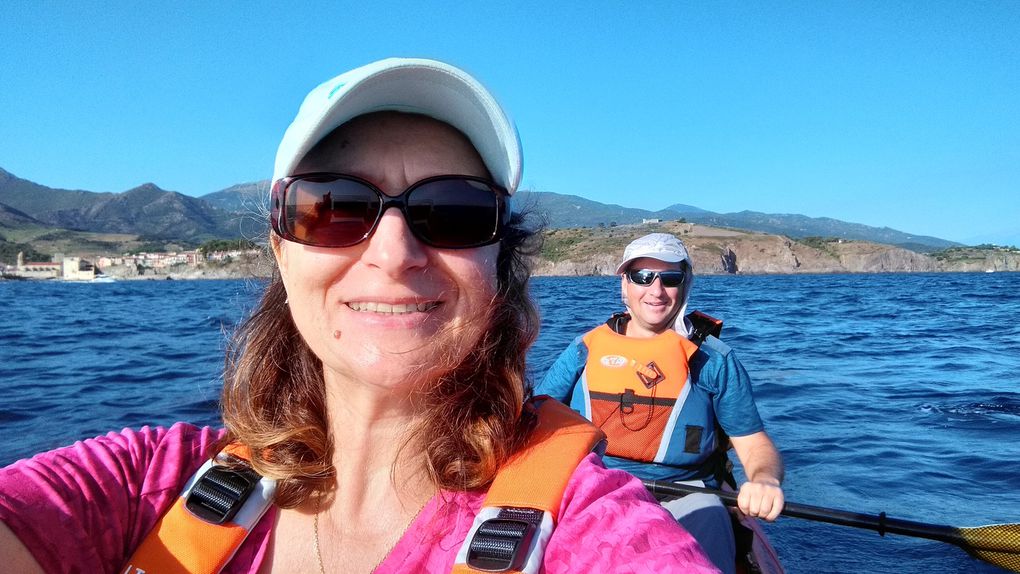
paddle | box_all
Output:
[643,480,1020,573]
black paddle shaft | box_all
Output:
[642,480,962,545]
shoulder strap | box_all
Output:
[605,311,629,334]
[127,402,602,574]
[608,311,723,344]
[122,445,277,574]
[686,310,723,346]
[684,311,738,487]
[452,397,606,574]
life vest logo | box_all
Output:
[600,355,629,368]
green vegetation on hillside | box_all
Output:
[542,228,589,262]
[540,222,682,262]
[797,236,842,249]
[795,236,846,256]
[931,244,1020,262]
[125,242,175,255]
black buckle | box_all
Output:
[185,464,262,525]
[466,507,543,572]
[620,388,637,413]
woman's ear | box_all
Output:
[270,233,289,278]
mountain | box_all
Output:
[512,190,956,251]
[0,167,965,252]
[513,191,683,228]
[663,205,958,252]
[0,167,113,214]
[0,202,45,229]
[201,181,270,213]
[0,169,240,242]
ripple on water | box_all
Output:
[917,394,1020,427]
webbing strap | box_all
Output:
[123,498,249,574]
[126,401,600,574]
[482,398,605,516]
[122,451,276,574]
[453,398,606,574]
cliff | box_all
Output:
[532,222,1020,276]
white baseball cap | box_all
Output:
[615,233,692,274]
[273,58,522,194]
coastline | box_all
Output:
[5,221,1018,282]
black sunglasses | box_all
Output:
[270,173,510,249]
[625,268,688,288]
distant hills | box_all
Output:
[0,167,962,258]
[514,191,958,251]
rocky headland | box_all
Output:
[532,222,1020,276]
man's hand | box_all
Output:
[730,431,785,521]
[737,479,784,521]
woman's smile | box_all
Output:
[345,300,441,314]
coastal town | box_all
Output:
[1,248,265,281]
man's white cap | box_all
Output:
[273,57,522,194]
[615,233,692,274]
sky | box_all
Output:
[1,1,1018,246]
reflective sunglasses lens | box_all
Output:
[628,269,657,285]
[407,179,501,247]
[658,271,686,287]
[284,177,380,246]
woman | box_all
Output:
[0,58,719,573]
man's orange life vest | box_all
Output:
[123,398,604,574]
[581,323,700,463]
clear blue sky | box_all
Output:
[2,1,1018,245]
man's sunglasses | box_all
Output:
[270,173,510,249]
[625,268,688,288]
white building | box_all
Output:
[13,252,95,280]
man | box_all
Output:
[536,232,784,574]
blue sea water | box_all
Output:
[2,273,1019,573]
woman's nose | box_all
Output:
[358,207,429,274]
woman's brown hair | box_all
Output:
[219,211,541,508]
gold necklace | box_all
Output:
[312,495,430,574]
[313,497,326,574]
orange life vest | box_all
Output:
[123,398,604,574]
[581,323,700,463]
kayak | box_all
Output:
[645,480,785,574]
[729,495,785,574]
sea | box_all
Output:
[2,273,1018,574]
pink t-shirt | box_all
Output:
[0,423,719,574]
